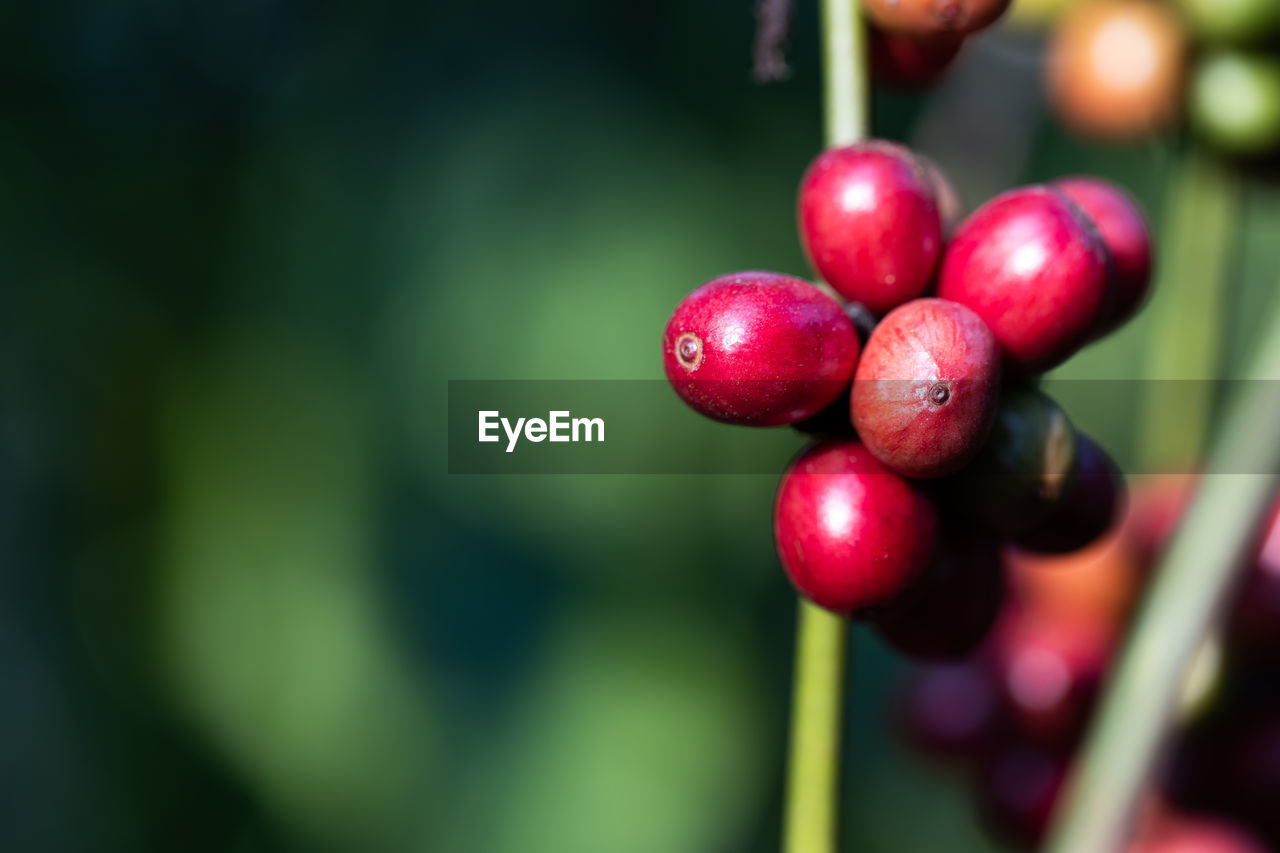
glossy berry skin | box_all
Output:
[864,0,1012,37]
[773,440,939,615]
[948,387,1079,536]
[1015,434,1125,554]
[662,272,858,426]
[798,141,943,315]
[1055,177,1154,336]
[938,186,1110,374]
[875,527,1006,659]
[870,26,963,90]
[1047,0,1187,141]
[852,298,1001,478]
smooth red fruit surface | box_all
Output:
[773,440,939,615]
[1055,176,1154,335]
[662,272,859,425]
[870,25,963,89]
[938,186,1110,374]
[852,298,1001,478]
[798,141,943,314]
[989,608,1115,746]
[875,527,1006,659]
[865,0,1013,36]
[896,663,999,758]
[1015,434,1125,554]
[976,745,1067,848]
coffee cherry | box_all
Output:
[662,272,859,426]
[798,141,943,315]
[1055,177,1154,336]
[773,440,939,615]
[1015,434,1125,554]
[851,298,1001,478]
[1047,0,1187,141]
[1190,51,1280,156]
[989,607,1115,746]
[938,186,1110,374]
[870,25,963,90]
[896,663,999,759]
[976,745,1067,848]
[948,387,1078,535]
[1005,529,1146,626]
[874,527,1006,659]
[864,0,1012,37]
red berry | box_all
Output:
[773,440,939,615]
[875,527,1006,659]
[851,298,1001,478]
[865,0,1012,36]
[1015,434,1125,554]
[1055,176,1154,335]
[938,186,1111,374]
[798,141,944,314]
[662,272,859,425]
[989,607,1115,747]
[896,663,999,759]
[870,25,963,90]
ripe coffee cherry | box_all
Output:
[851,299,1001,478]
[1015,434,1125,554]
[1055,177,1154,336]
[948,387,1078,536]
[1190,51,1280,156]
[864,0,1012,37]
[1047,0,1187,141]
[662,272,858,426]
[798,141,943,315]
[896,664,999,759]
[938,186,1110,374]
[975,745,1067,848]
[870,25,963,90]
[874,527,1006,660]
[773,440,938,615]
[989,607,1115,747]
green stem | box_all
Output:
[782,4,866,853]
[784,601,849,853]
[1044,224,1280,852]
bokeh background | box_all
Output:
[4,1,1280,851]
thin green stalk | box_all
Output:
[782,4,865,853]
[1045,266,1280,851]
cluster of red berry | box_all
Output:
[663,140,1146,639]
[899,474,1280,851]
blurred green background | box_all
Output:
[4,1,1280,851]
